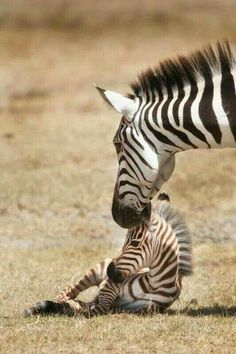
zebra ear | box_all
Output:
[94,84,138,120]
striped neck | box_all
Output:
[140,69,236,153]
[147,217,179,289]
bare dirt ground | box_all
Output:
[0,1,236,353]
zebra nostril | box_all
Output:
[107,262,124,283]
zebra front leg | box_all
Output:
[82,279,120,318]
[54,258,112,303]
[24,299,84,317]
[24,258,111,317]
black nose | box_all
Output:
[112,201,151,229]
[112,203,141,229]
[107,262,124,283]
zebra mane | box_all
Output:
[129,40,235,99]
[155,203,193,276]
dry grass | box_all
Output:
[1,245,236,353]
[0,2,236,353]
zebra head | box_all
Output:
[95,85,175,228]
[107,220,151,283]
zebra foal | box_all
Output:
[25,193,192,317]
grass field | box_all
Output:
[0,1,236,353]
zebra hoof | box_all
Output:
[23,307,38,317]
[24,300,60,317]
[36,300,58,313]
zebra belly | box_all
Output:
[115,299,154,311]
[114,273,180,310]
[114,273,148,308]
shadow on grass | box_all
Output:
[24,302,236,319]
[167,304,236,317]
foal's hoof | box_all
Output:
[24,307,38,317]
[24,300,60,317]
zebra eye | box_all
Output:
[114,142,122,154]
[130,240,140,247]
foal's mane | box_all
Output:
[155,203,193,276]
[129,40,235,99]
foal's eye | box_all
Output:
[114,142,122,154]
[130,240,140,247]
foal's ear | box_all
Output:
[152,192,170,210]
[94,84,138,121]
[158,192,170,203]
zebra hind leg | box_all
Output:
[24,300,75,317]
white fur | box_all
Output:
[95,85,139,121]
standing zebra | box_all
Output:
[95,40,236,228]
[24,193,192,317]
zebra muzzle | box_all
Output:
[112,197,151,229]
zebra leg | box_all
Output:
[24,258,111,317]
[152,191,171,210]
[54,258,112,303]
[81,279,120,318]
[24,300,80,317]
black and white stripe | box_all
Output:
[109,193,192,312]
[25,193,192,317]
[97,41,236,217]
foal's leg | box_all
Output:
[49,276,120,317]
[24,299,84,317]
[82,279,120,318]
[55,258,112,302]
[24,258,112,316]
[44,277,120,318]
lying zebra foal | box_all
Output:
[25,193,192,317]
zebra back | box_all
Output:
[154,201,193,276]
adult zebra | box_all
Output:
[24,193,192,317]
[95,40,236,228]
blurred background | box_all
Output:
[0,0,236,249]
[1,1,236,352]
